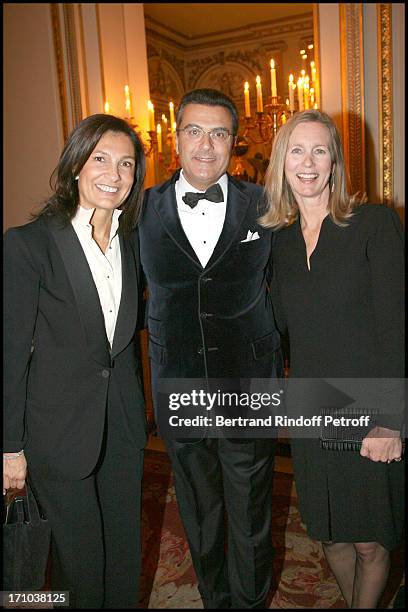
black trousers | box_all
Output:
[165,437,276,609]
[29,402,144,609]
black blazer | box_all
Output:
[139,171,282,391]
[3,216,147,480]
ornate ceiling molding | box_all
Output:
[145,15,313,53]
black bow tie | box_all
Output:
[182,183,224,209]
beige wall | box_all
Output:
[4,4,64,229]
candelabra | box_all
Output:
[232,96,292,182]
[242,96,291,145]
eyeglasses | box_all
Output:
[177,124,234,143]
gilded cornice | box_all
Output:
[145,14,313,53]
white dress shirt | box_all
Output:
[175,170,228,267]
[71,206,122,348]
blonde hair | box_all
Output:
[260,109,365,229]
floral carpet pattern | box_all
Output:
[139,448,343,609]
[139,449,402,609]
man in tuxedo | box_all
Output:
[139,89,282,608]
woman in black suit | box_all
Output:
[3,114,147,608]
[262,109,404,608]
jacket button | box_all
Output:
[200,312,208,319]
[101,369,110,378]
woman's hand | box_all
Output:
[360,426,402,463]
[3,453,27,494]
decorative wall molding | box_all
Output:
[339,3,366,196]
[62,4,82,128]
[50,4,83,137]
[50,4,69,141]
[377,4,393,206]
[146,13,313,117]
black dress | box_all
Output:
[272,204,404,550]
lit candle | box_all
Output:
[124,85,132,117]
[281,112,287,125]
[172,122,177,148]
[256,75,263,113]
[310,88,315,106]
[162,114,168,126]
[310,61,317,84]
[304,77,310,109]
[104,101,110,114]
[169,102,175,131]
[147,100,155,132]
[156,124,162,153]
[297,79,304,111]
[244,82,251,117]
[270,59,277,98]
[288,74,295,111]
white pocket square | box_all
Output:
[241,230,260,242]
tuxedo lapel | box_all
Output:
[205,175,251,270]
[111,234,139,359]
[47,217,111,367]
[153,176,203,269]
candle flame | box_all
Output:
[270,59,275,69]
[147,100,154,111]
[244,81,249,91]
[104,101,110,113]
[169,101,174,110]
[256,75,261,85]
[124,85,129,94]
[289,74,294,83]
[156,124,161,134]
[162,114,167,122]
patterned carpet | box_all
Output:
[139,448,404,609]
[3,448,403,609]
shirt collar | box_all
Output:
[72,206,123,240]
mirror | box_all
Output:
[144,3,315,181]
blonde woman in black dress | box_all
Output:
[262,109,404,608]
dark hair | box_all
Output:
[176,88,239,136]
[33,114,146,236]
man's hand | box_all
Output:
[3,454,27,494]
[360,426,402,463]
